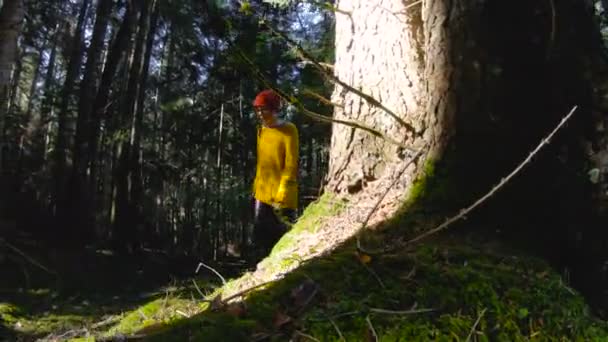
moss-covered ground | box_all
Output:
[2,194,608,341]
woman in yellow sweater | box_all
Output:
[251,89,299,258]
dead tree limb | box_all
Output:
[262,21,418,135]
[404,106,578,246]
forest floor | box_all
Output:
[2,192,608,341]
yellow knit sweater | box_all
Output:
[253,122,299,209]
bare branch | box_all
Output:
[262,22,418,135]
[221,279,277,304]
[301,88,343,108]
[365,316,379,342]
[405,106,578,246]
[326,314,346,341]
[362,262,386,289]
[0,238,55,274]
[196,261,226,285]
[369,307,435,315]
[294,330,321,342]
[235,50,419,155]
[465,308,487,342]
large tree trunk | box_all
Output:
[0,0,24,174]
[327,0,430,194]
[328,0,607,306]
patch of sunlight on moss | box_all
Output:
[1,305,92,337]
[0,302,21,324]
[108,297,195,336]
[272,192,345,254]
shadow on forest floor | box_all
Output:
[0,242,248,341]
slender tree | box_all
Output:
[0,0,25,173]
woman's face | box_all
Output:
[255,106,276,125]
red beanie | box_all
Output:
[253,89,281,111]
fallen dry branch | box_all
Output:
[196,261,227,285]
[326,314,346,341]
[365,315,379,342]
[404,105,578,246]
[294,330,321,342]
[369,307,435,315]
[465,308,487,342]
[219,279,277,305]
[0,237,56,274]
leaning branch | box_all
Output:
[405,106,578,246]
[301,88,343,108]
[0,238,56,274]
[261,21,418,135]
[236,50,418,155]
[196,261,227,285]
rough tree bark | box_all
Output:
[327,0,607,306]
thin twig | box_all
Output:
[221,279,276,304]
[294,330,321,342]
[301,88,343,108]
[369,307,435,315]
[175,310,190,318]
[362,263,386,289]
[196,261,226,285]
[465,308,487,342]
[91,315,121,329]
[0,238,55,274]
[405,106,578,246]
[192,279,206,299]
[366,316,379,342]
[546,0,556,59]
[402,0,423,12]
[326,314,346,342]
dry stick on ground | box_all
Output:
[369,307,435,315]
[294,330,321,342]
[219,279,277,305]
[361,262,386,289]
[366,315,379,342]
[404,105,578,247]
[236,50,418,155]
[326,314,346,342]
[196,261,226,285]
[465,308,487,342]
[0,238,56,274]
[262,21,418,135]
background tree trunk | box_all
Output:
[66,0,114,243]
[0,0,24,174]
[53,0,91,215]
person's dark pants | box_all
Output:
[252,199,296,259]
